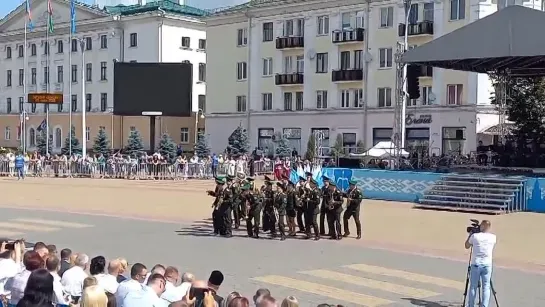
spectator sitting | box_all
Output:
[58,248,72,277]
[115,263,147,307]
[144,264,166,284]
[0,240,24,296]
[81,285,108,307]
[229,296,250,307]
[223,291,241,307]
[45,255,68,305]
[105,292,117,307]
[208,270,224,306]
[5,251,45,305]
[61,253,89,303]
[100,259,121,294]
[16,268,54,307]
[46,244,57,256]
[161,266,181,303]
[122,273,166,307]
[176,272,194,298]
[256,295,277,307]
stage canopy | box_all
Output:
[401,6,545,76]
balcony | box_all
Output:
[332,28,365,44]
[275,73,304,85]
[398,21,434,37]
[276,36,304,49]
[420,66,433,77]
[332,69,363,82]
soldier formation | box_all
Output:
[207,172,363,241]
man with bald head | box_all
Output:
[95,259,120,294]
[61,253,89,303]
[161,266,181,303]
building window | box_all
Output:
[100,62,107,80]
[86,126,90,141]
[57,101,63,112]
[340,51,351,70]
[408,3,419,24]
[71,39,78,52]
[341,12,352,28]
[296,55,304,73]
[180,128,189,144]
[262,22,273,42]
[406,128,430,153]
[262,93,273,111]
[354,50,364,69]
[85,37,92,50]
[198,95,206,112]
[18,69,24,86]
[342,133,357,153]
[310,128,330,153]
[447,84,463,105]
[71,65,78,83]
[71,94,77,112]
[236,62,247,80]
[283,128,302,153]
[316,53,328,73]
[31,44,36,56]
[424,2,434,22]
[55,128,62,148]
[353,89,363,108]
[380,7,394,27]
[129,33,138,47]
[29,128,35,146]
[31,68,36,85]
[283,19,304,36]
[57,66,63,83]
[316,90,328,109]
[317,15,329,35]
[18,45,23,57]
[181,36,190,48]
[262,58,273,76]
[86,93,92,111]
[258,128,274,155]
[284,56,293,73]
[198,63,206,82]
[44,42,49,55]
[237,28,248,46]
[6,47,11,59]
[422,86,433,105]
[236,95,247,112]
[85,63,92,82]
[295,91,303,110]
[6,98,11,114]
[340,90,351,108]
[19,97,23,112]
[4,127,10,141]
[100,93,107,111]
[100,35,108,49]
[379,48,393,68]
[378,87,392,107]
[198,39,206,50]
[373,128,392,146]
[283,92,292,111]
[43,67,49,84]
[450,0,465,20]
[6,70,12,87]
[442,127,465,154]
[31,103,36,113]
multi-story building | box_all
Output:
[205,0,541,156]
[0,0,207,152]
[94,0,249,10]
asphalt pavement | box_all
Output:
[0,207,542,307]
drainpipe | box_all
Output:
[158,9,165,62]
[245,9,252,142]
[362,0,371,148]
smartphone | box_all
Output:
[189,287,209,301]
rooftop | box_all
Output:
[103,0,210,17]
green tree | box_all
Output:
[36,131,52,155]
[61,126,82,156]
[125,130,144,158]
[92,128,110,158]
[194,132,210,158]
[304,134,316,161]
[275,136,292,157]
[355,140,365,154]
[226,125,249,156]
[331,133,344,157]
[158,133,177,164]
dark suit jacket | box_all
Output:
[59,260,71,277]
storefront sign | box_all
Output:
[406,114,432,126]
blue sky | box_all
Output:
[0,0,93,19]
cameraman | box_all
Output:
[464,220,496,307]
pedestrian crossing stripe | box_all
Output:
[253,263,465,306]
[0,218,93,238]
[252,275,393,306]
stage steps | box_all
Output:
[416,174,527,214]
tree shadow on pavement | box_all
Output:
[402,298,460,307]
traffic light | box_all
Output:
[407,65,421,100]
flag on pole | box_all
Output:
[70,0,76,33]
[37,119,47,132]
[25,0,33,31]
[47,0,54,33]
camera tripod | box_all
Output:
[462,247,500,307]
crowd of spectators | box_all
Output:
[0,241,344,307]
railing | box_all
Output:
[0,160,275,180]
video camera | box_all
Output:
[466,219,481,234]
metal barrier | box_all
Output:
[0,160,275,180]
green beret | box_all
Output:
[349,179,358,185]
[329,182,336,187]
[241,184,251,190]
[215,177,226,184]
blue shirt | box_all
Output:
[122,284,168,307]
[212,156,218,166]
[14,156,24,168]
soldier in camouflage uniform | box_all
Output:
[272,182,287,240]
[343,179,363,239]
[303,178,321,240]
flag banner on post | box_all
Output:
[70,0,76,33]
[289,169,299,184]
[26,0,33,31]
[47,0,54,33]
[37,119,46,132]
[312,166,324,188]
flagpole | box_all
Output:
[69,27,72,156]
[22,3,28,154]
[45,13,50,156]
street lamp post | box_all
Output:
[194,109,205,145]
[107,107,114,150]
[79,40,87,158]
[20,110,29,153]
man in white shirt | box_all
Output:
[465,220,497,307]
[122,273,166,307]
[46,255,69,305]
[176,272,194,298]
[160,266,181,304]
[95,259,120,294]
[116,263,148,307]
[61,253,89,303]
[143,264,165,285]
[0,241,23,296]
